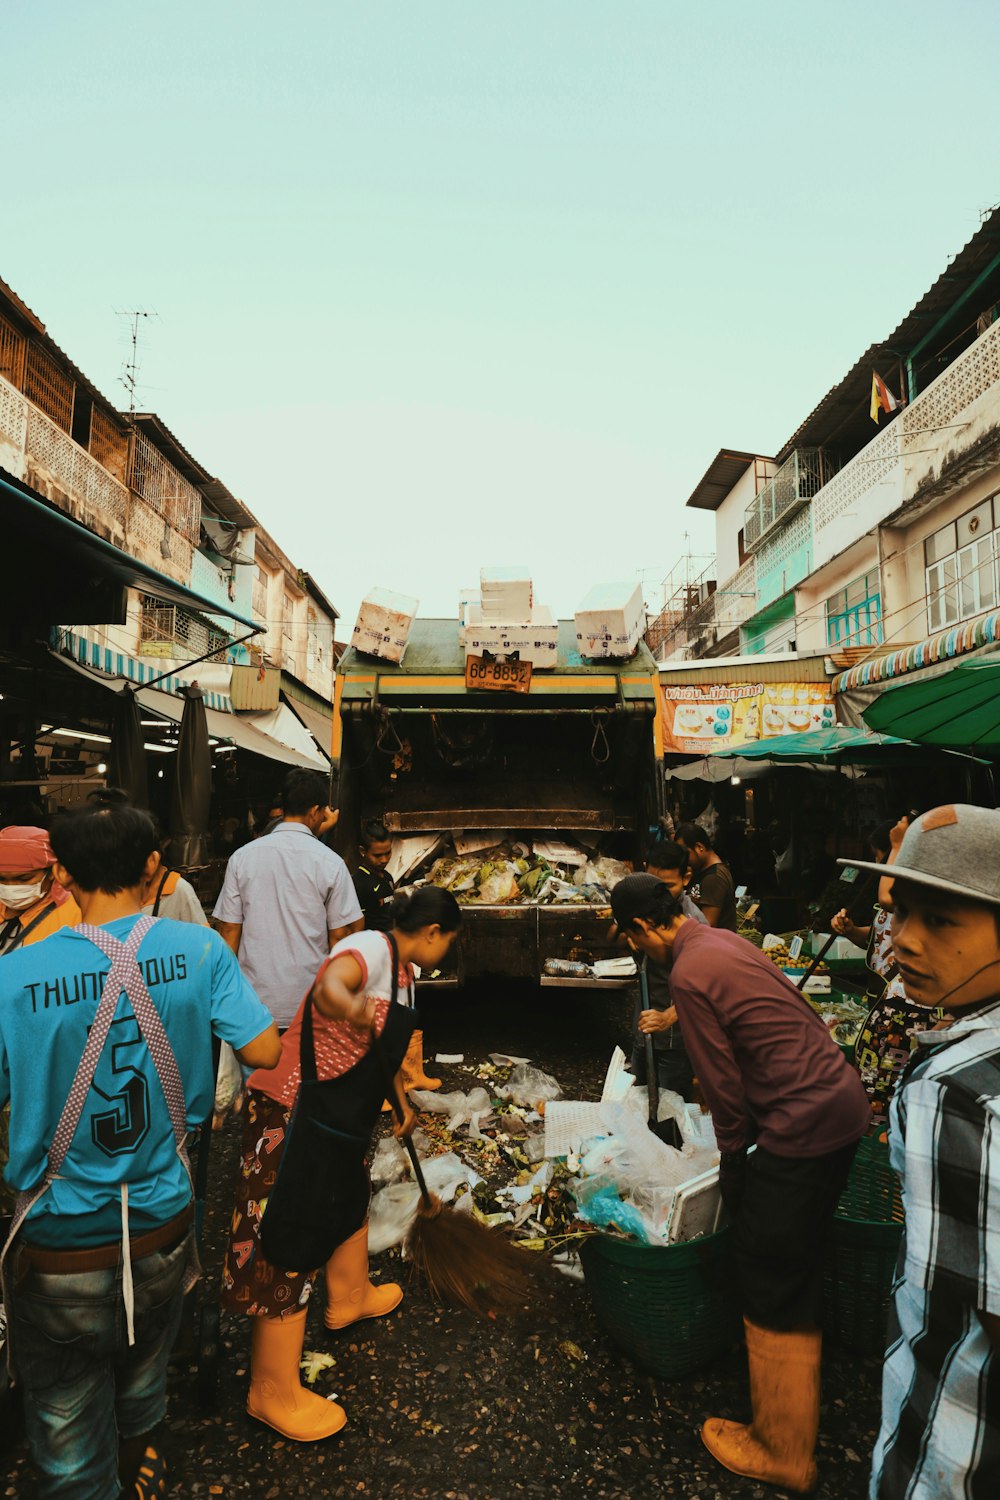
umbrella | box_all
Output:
[168,684,211,867]
[863,657,1000,749]
[707,726,912,762]
[109,687,148,806]
[665,724,984,783]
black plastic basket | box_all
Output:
[822,1136,902,1356]
[580,1227,740,1379]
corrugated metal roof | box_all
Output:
[131,413,256,530]
[684,449,772,511]
[777,208,1000,461]
[658,653,830,685]
[0,274,128,434]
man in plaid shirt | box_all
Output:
[845,805,1000,1498]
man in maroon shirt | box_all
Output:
[610,874,870,1494]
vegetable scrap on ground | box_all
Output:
[1,988,881,1499]
[368,1051,721,1265]
[398,835,633,906]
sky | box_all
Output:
[6,1,1000,630]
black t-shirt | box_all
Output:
[689,861,738,931]
[352,864,395,932]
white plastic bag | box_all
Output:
[214,1042,242,1115]
[504,1064,562,1108]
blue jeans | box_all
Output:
[8,1229,191,1500]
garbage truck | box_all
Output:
[330,618,664,988]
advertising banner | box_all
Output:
[661,681,836,754]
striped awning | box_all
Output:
[832,610,1000,693]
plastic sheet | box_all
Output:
[503,1064,562,1108]
[408,1086,493,1133]
[367,1152,482,1253]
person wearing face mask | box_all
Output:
[0,825,81,955]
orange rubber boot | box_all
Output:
[401,1030,441,1092]
[247,1309,347,1441]
[701,1320,820,1493]
[324,1224,403,1331]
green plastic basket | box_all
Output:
[580,1228,740,1379]
[822,1136,903,1356]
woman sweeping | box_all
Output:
[220,886,462,1441]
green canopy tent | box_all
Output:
[863,657,1000,750]
[666,725,922,782]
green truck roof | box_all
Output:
[339,618,658,702]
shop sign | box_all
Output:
[660,681,835,754]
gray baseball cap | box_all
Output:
[837,803,1000,906]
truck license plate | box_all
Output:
[465,654,533,693]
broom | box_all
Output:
[371,1030,543,1317]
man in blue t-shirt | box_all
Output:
[0,803,279,1500]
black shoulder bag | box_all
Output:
[258,952,416,1271]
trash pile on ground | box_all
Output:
[390,833,632,907]
[370,1050,721,1277]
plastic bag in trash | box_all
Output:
[370,1136,409,1186]
[570,1175,653,1241]
[367,1151,482,1253]
[214,1042,242,1115]
[409,1086,493,1132]
[504,1064,562,1108]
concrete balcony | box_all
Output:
[744,448,836,552]
[812,316,1000,571]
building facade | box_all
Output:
[651,209,1000,709]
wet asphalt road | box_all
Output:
[1,983,882,1499]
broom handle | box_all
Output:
[794,870,878,991]
[370,1026,435,1209]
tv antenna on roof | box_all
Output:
[114,307,159,420]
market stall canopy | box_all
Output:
[862,657,1000,749]
[708,726,913,761]
[4,471,259,631]
[665,724,969,782]
[50,651,328,770]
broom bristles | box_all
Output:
[406,1195,543,1317]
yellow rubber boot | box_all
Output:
[247,1309,347,1441]
[401,1030,441,1092]
[701,1320,820,1493]
[324,1224,403,1331]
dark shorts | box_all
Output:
[734,1141,858,1330]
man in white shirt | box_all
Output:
[213,770,363,1029]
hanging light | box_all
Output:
[731,774,741,786]
[97,762,108,774]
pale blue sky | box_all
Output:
[6,1,999,626]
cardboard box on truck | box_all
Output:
[352,588,419,664]
[462,601,558,668]
[479,566,533,622]
[575,581,645,660]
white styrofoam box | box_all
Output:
[458,586,480,621]
[352,588,419,663]
[463,604,558,669]
[575,581,645,660]
[479,566,533,622]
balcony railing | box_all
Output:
[812,317,1000,566]
[128,428,202,545]
[744,448,837,552]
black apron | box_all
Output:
[258,957,415,1272]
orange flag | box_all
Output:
[870,371,900,424]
